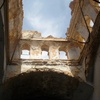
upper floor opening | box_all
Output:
[22,0,71,38]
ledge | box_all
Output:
[20,38,70,42]
[10,59,79,66]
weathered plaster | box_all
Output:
[6,1,100,94]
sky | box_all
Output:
[22,0,71,38]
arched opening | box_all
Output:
[59,51,67,59]
[21,50,30,59]
[41,45,49,59]
[67,47,81,60]
[0,71,79,100]
[42,51,49,59]
[59,47,67,59]
[20,43,30,59]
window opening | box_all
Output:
[21,50,30,59]
[90,20,94,27]
[41,51,49,59]
[20,43,30,59]
[59,51,67,59]
[68,47,80,60]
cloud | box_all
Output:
[22,0,71,38]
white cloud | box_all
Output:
[26,15,67,37]
[23,0,71,38]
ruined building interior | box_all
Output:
[0,0,100,100]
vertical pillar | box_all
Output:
[30,45,41,59]
[49,46,59,60]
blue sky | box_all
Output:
[22,0,71,38]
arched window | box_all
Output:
[41,51,49,59]
[20,43,30,59]
[59,47,67,59]
[59,51,67,59]
[41,45,49,59]
[67,47,80,60]
[21,50,30,59]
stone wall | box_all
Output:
[3,0,99,99]
[18,31,81,60]
[8,0,23,60]
[7,0,100,83]
[68,0,98,42]
[6,30,84,81]
[67,0,100,82]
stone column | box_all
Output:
[30,45,41,59]
[49,46,59,60]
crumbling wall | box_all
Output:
[7,0,100,83]
[8,30,81,61]
[67,0,100,82]
[6,30,83,81]
[3,0,98,99]
[68,0,98,42]
[9,0,23,60]
[5,63,83,81]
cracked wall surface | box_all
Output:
[1,0,100,99]
[8,0,23,60]
[7,0,100,82]
[6,30,84,81]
